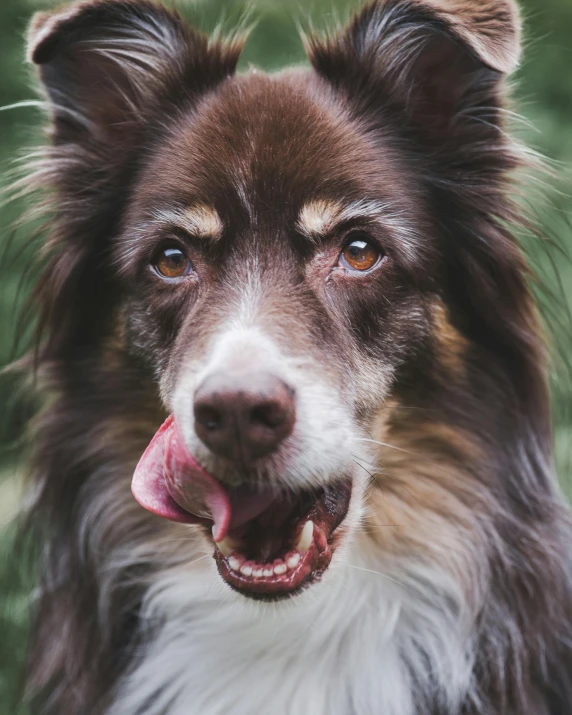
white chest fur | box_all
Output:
[111,540,474,715]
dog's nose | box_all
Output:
[194,371,295,464]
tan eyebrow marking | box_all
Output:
[153,205,224,240]
[297,199,343,240]
[297,199,395,241]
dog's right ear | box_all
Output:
[28,0,243,147]
[25,1,244,362]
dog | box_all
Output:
[19,0,572,712]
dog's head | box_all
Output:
[27,0,527,600]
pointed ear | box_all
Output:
[28,0,243,147]
[306,0,521,140]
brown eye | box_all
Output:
[340,236,382,272]
[153,247,192,279]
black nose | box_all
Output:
[194,371,296,464]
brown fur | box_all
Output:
[15,0,572,713]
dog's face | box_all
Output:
[28,0,521,599]
[119,73,432,596]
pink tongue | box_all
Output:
[131,416,275,542]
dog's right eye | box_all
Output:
[152,247,192,280]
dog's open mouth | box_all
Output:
[214,480,351,597]
[131,416,352,598]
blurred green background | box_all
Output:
[0,0,571,711]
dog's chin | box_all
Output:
[211,478,353,600]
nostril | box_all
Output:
[250,402,290,429]
[195,405,223,432]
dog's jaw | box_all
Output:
[108,523,474,715]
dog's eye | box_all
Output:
[340,236,382,272]
[153,247,192,280]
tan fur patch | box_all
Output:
[431,300,468,379]
[297,198,394,241]
[184,205,224,239]
[363,400,489,600]
[297,199,343,240]
[154,205,224,240]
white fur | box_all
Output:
[110,530,475,715]
[170,306,363,494]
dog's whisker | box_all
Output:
[346,564,406,589]
[355,437,415,455]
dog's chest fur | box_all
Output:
[111,540,473,715]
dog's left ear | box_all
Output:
[306,0,521,139]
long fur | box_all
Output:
[13,0,572,713]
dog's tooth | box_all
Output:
[273,562,287,575]
[216,538,238,558]
[212,527,239,557]
[253,569,264,579]
[240,564,253,577]
[215,540,232,557]
[228,557,241,572]
[287,553,301,570]
[263,568,274,577]
[296,520,314,553]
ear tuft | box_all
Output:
[26,0,243,148]
[27,11,56,64]
[306,0,522,141]
[308,0,521,76]
[420,0,521,74]
[26,1,160,65]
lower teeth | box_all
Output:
[226,552,304,576]
[215,520,315,578]
[228,556,241,571]
[286,553,301,569]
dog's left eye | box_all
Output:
[153,247,192,280]
[339,235,382,272]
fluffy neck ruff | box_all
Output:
[110,537,474,715]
